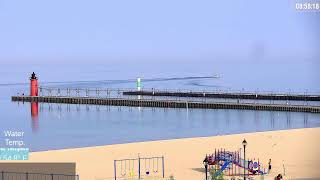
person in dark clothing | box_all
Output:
[268,159,272,173]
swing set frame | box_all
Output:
[114,156,165,180]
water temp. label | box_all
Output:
[0,148,29,160]
[0,130,29,160]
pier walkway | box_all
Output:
[123,90,320,101]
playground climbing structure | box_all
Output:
[205,149,267,177]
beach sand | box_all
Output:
[21,128,320,179]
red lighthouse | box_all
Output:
[30,72,38,96]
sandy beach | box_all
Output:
[18,128,320,179]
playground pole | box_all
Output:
[242,139,247,180]
[244,149,246,180]
[206,155,208,180]
[258,159,260,174]
[215,149,217,171]
[234,152,236,175]
[162,156,165,178]
[205,163,208,180]
[235,151,237,175]
[203,155,208,180]
[114,160,117,180]
[236,151,241,174]
[138,157,141,179]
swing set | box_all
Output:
[114,156,165,180]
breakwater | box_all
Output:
[11,96,320,113]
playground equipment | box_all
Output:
[114,156,164,180]
[205,149,267,178]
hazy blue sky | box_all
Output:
[0,0,319,64]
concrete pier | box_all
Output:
[123,90,320,101]
[11,96,320,113]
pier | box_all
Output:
[123,90,320,101]
[11,80,320,113]
[11,95,320,113]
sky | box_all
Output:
[0,0,319,65]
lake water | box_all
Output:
[0,61,319,151]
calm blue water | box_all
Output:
[0,61,319,151]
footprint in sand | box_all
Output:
[272,143,277,147]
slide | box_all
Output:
[214,161,231,176]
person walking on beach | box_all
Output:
[268,159,272,173]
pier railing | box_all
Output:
[36,86,320,97]
[29,86,320,107]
